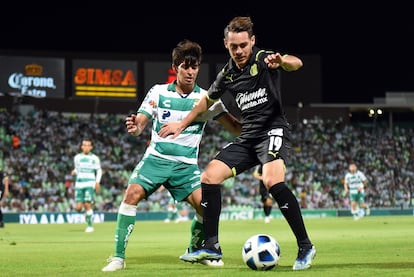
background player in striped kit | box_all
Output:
[72,138,102,233]
[344,162,370,220]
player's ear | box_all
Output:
[251,35,255,47]
[223,38,229,49]
[172,64,178,73]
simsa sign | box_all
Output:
[0,56,65,98]
[72,59,137,98]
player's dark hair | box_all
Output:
[172,39,202,68]
[224,16,254,38]
[81,138,93,146]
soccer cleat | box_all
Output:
[85,226,94,233]
[365,206,371,216]
[179,248,222,263]
[292,245,316,270]
[264,216,271,224]
[199,259,224,267]
[179,248,224,266]
[102,257,126,272]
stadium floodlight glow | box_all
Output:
[368,108,382,118]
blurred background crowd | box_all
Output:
[0,108,412,213]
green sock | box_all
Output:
[114,204,137,259]
[167,210,175,220]
[189,215,204,251]
[86,210,93,227]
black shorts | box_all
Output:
[214,126,292,176]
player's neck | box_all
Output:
[176,83,194,95]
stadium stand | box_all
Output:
[0,109,412,213]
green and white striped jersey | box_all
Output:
[73,152,102,188]
[138,82,228,165]
[344,170,367,194]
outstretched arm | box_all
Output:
[216,112,241,137]
[264,53,303,71]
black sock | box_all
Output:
[269,182,312,247]
[263,206,272,216]
[201,183,222,249]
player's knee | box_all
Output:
[123,184,145,204]
[201,170,227,184]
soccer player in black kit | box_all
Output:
[159,16,316,270]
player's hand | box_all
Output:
[158,122,184,139]
[264,53,283,69]
[125,114,139,136]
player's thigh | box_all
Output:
[84,187,95,202]
[213,143,257,181]
[128,155,170,198]
[262,160,285,187]
[168,163,201,202]
[75,187,85,203]
[201,160,234,184]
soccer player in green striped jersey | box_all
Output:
[344,162,370,220]
[102,39,240,272]
[72,138,102,233]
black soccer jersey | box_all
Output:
[208,46,289,141]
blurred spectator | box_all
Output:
[0,109,412,213]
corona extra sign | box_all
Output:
[0,56,65,98]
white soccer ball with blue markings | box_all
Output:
[241,233,281,271]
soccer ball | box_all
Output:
[241,233,281,271]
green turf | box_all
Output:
[1,215,413,276]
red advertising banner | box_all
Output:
[0,56,65,98]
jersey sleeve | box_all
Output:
[137,84,158,118]
[95,155,102,183]
[255,49,281,74]
[207,64,229,100]
[195,100,229,122]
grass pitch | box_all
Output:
[1,215,413,276]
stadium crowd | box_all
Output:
[0,108,412,213]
